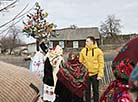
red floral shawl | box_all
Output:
[57,59,88,97]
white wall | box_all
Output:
[27,43,36,54]
[27,43,44,54]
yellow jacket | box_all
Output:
[79,43,104,77]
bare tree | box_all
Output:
[8,26,19,54]
[100,15,122,39]
[70,24,77,29]
[0,25,24,54]
[0,37,10,53]
[0,0,17,12]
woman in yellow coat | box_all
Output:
[79,36,104,102]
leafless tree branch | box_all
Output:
[0,0,17,12]
[0,3,29,28]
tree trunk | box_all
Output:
[9,48,13,55]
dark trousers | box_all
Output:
[85,74,99,102]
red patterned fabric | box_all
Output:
[57,59,88,97]
[112,38,138,82]
[100,80,132,102]
[100,37,138,102]
[112,58,134,83]
[113,37,138,65]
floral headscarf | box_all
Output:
[100,37,138,102]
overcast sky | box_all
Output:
[0,0,138,43]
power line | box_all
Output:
[0,0,17,12]
[0,16,24,35]
[0,3,35,36]
[0,3,29,28]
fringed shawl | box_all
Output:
[57,59,88,97]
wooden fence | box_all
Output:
[101,61,115,85]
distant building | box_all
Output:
[14,45,28,55]
[51,27,100,51]
[27,42,37,54]
[27,27,101,53]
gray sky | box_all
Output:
[0,0,138,43]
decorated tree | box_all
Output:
[23,2,57,42]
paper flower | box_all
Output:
[22,2,57,40]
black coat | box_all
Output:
[43,58,54,86]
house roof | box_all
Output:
[50,27,100,41]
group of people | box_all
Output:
[32,36,138,102]
[32,36,104,102]
[1,35,138,102]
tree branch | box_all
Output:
[0,0,17,12]
[0,3,29,28]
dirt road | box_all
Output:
[0,55,30,68]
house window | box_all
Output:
[49,41,53,48]
[59,41,64,48]
[73,41,78,48]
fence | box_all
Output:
[101,61,115,86]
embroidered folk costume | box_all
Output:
[100,37,138,102]
[43,45,64,102]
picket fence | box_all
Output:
[101,61,115,85]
